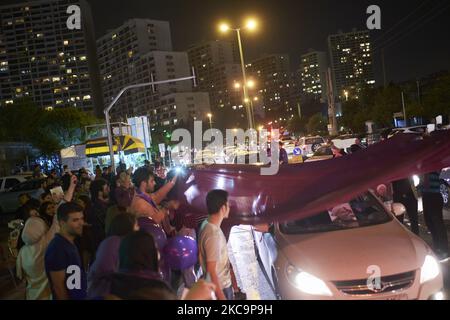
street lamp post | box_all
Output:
[104,74,196,170]
[219,19,257,130]
[207,113,212,130]
[236,28,254,130]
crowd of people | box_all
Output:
[8,130,450,300]
[12,162,242,300]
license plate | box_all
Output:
[383,294,409,300]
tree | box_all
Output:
[286,112,307,136]
[422,73,450,120]
[371,85,402,127]
[0,99,99,156]
[341,99,370,133]
[40,107,97,149]
[306,113,328,136]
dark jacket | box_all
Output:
[109,271,176,300]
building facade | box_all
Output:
[300,50,328,102]
[187,40,245,128]
[328,30,375,100]
[247,54,295,123]
[0,0,103,114]
[152,92,211,128]
[97,18,172,119]
[98,19,211,127]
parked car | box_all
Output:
[332,134,363,154]
[440,168,450,208]
[0,178,44,214]
[299,136,326,157]
[252,191,444,300]
[304,146,335,163]
[388,126,427,138]
[281,138,296,155]
[0,174,32,193]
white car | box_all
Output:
[0,174,32,193]
[252,191,444,300]
[281,139,296,155]
[388,126,427,138]
[299,136,326,157]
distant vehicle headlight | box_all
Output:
[286,264,332,296]
[420,255,440,284]
[413,175,420,187]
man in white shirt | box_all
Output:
[198,189,241,300]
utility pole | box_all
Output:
[416,80,421,105]
[401,91,407,127]
[381,49,387,88]
[326,68,338,136]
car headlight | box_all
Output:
[286,265,332,296]
[420,255,440,284]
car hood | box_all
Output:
[276,220,429,281]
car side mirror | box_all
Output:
[392,203,406,217]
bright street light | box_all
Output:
[219,23,230,33]
[245,19,257,31]
[234,82,241,89]
[344,90,349,101]
[207,113,212,130]
[247,79,255,88]
[253,96,259,101]
[217,17,259,130]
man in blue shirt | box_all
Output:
[45,202,87,300]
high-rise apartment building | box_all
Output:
[328,30,375,100]
[300,50,328,101]
[247,54,295,122]
[0,0,103,114]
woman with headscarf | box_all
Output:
[16,213,59,299]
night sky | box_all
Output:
[3,0,450,84]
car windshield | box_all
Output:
[280,193,392,234]
[10,179,42,192]
[305,138,323,145]
[313,147,333,157]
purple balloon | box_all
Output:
[163,236,198,270]
[137,217,167,250]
